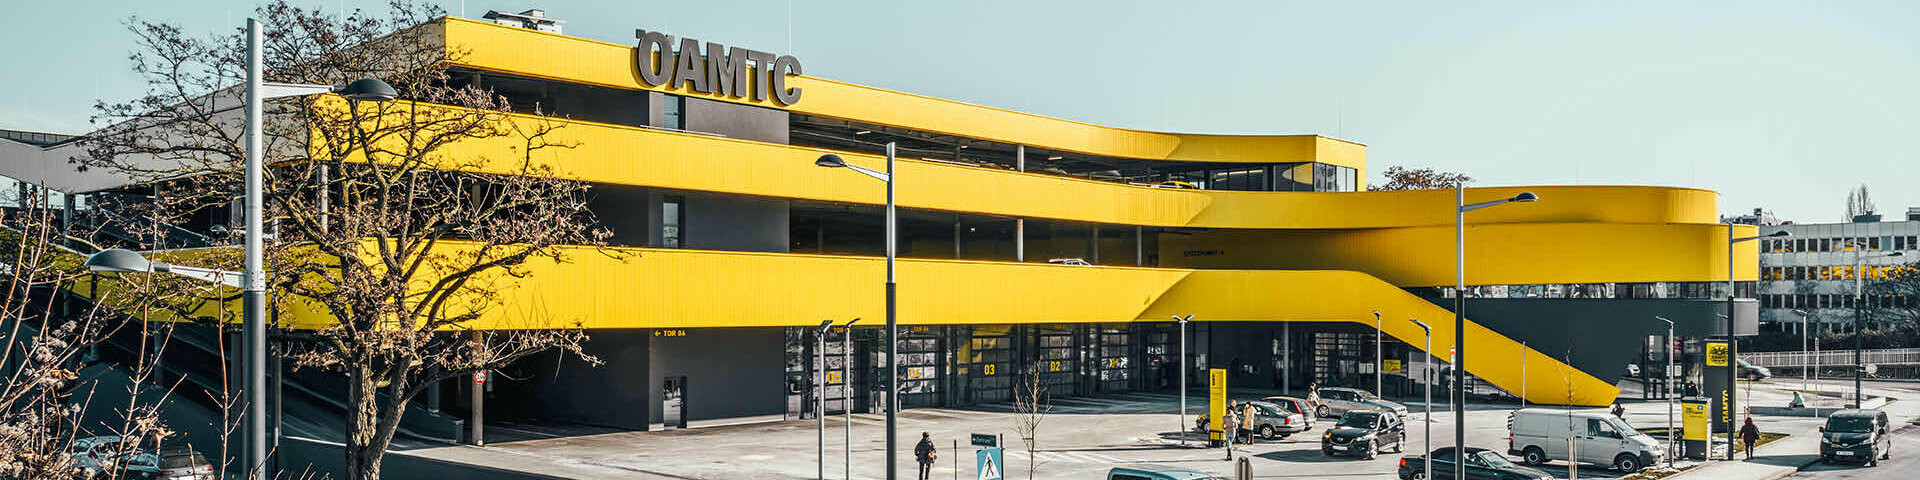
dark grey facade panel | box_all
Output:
[1423,297,1737,386]
[649,327,788,423]
[682,96,789,144]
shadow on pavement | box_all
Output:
[1743,453,1823,468]
[1254,449,1374,464]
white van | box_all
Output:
[1506,408,1664,473]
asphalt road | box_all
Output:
[1788,426,1920,479]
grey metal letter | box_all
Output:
[673,37,709,92]
[773,54,804,105]
[746,49,777,101]
[634,30,675,86]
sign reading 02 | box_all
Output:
[633,29,804,106]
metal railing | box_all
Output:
[1745,348,1920,367]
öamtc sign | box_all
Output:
[634,29,804,106]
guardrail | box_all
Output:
[1745,348,1920,367]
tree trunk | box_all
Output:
[345,362,385,480]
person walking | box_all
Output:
[915,432,937,480]
[1306,382,1322,417]
[1222,401,1240,445]
[1739,417,1761,460]
[1610,402,1626,419]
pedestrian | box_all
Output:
[1241,401,1258,444]
[1306,382,1322,417]
[1222,401,1240,445]
[915,432,937,480]
[1610,402,1625,419]
[1739,417,1760,460]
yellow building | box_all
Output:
[2,15,1759,433]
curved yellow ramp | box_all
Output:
[1136,269,1619,407]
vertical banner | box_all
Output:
[1209,368,1227,443]
[1704,341,1732,433]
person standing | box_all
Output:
[1222,401,1240,446]
[915,432,937,480]
[1738,418,1761,460]
[1306,382,1322,417]
[1241,401,1258,444]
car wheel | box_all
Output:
[1317,405,1331,418]
[1364,440,1379,460]
[1324,448,1336,457]
[1614,453,1641,473]
[1260,425,1276,440]
[1409,470,1427,480]
[1395,438,1405,453]
[1522,447,1546,466]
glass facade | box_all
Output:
[1173,162,1358,192]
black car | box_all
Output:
[1820,409,1893,465]
[1322,409,1406,459]
[1399,447,1552,480]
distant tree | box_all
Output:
[1846,184,1877,220]
[1011,363,1052,480]
[1369,166,1474,191]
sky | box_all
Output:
[3,0,1917,222]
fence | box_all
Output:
[1744,348,1920,367]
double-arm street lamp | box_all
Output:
[1453,188,1536,480]
[86,18,394,479]
[1794,309,1814,393]
[1173,314,1194,447]
[813,144,899,479]
[1653,316,1676,469]
[1373,311,1383,397]
[1849,245,1902,406]
[1411,318,1433,480]
[1721,229,1788,460]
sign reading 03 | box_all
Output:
[633,29,804,106]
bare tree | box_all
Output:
[1846,184,1876,221]
[1368,166,1474,191]
[0,187,195,479]
[80,2,610,478]
[1010,363,1051,480]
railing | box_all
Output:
[1745,348,1920,367]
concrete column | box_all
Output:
[1015,219,1025,262]
[1090,224,1100,264]
[1135,226,1144,266]
[953,214,963,259]
[1016,145,1026,172]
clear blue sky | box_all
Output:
[4,0,1917,222]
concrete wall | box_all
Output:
[648,327,788,424]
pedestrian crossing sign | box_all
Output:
[977,448,1003,480]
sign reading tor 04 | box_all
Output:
[634,29,804,106]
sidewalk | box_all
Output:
[1666,432,1821,480]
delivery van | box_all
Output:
[1506,408,1664,473]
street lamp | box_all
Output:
[1173,314,1194,447]
[1794,309,1814,394]
[813,145,898,479]
[1453,188,1536,480]
[841,318,860,480]
[1411,318,1433,480]
[1721,229,1787,460]
[814,320,833,480]
[1373,310,1382,398]
[1654,316,1676,469]
[1849,246,1902,407]
[86,248,244,288]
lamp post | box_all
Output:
[1722,229,1787,460]
[1794,309,1814,394]
[1373,310,1382,397]
[1173,314,1194,447]
[1654,316,1676,469]
[814,145,898,479]
[815,320,833,480]
[1453,187,1536,480]
[842,318,860,480]
[1411,319,1433,480]
[1850,246,1902,407]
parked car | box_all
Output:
[1106,464,1224,480]
[1316,387,1409,418]
[1047,258,1093,266]
[1738,358,1772,381]
[1191,401,1308,440]
[1322,409,1406,459]
[1260,396,1318,431]
[1399,447,1552,480]
[1506,408,1662,472]
[71,435,214,480]
[1820,409,1892,465]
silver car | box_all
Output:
[1315,387,1408,418]
[71,435,214,480]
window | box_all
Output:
[661,195,684,248]
[1208,167,1268,192]
[661,94,685,130]
[1908,236,1917,250]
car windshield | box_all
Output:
[1476,452,1516,467]
[1827,416,1875,433]
[1337,413,1379,428]
[1352,390,1379,401]
[1607,417,1635,434]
